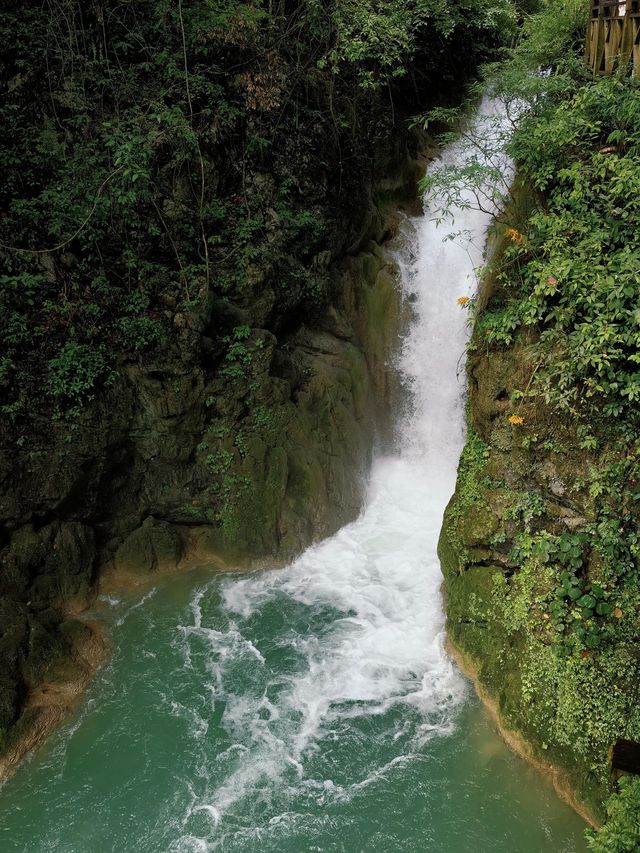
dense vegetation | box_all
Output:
[432,0,640,847]
[0,0,514,425]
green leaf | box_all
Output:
[585,632,601,649]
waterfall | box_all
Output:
[170,97,506,850]
[0,96,587,853]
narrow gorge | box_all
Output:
[2,0,640,850]
[0,98,587,852]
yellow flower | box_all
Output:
[508,415,524,425]
[457,296,470,306]
[505,227,525,244]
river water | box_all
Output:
[0,102,587,852]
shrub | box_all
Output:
[48,341,110,407]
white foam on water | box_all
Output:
[96,594,121,607]
[177,98,510,847]
[114,586,158,627]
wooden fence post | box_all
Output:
[586,0,640,75]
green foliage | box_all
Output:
[441,4,640,837]
[418,104,514,223]
[0,0,515,423]
[319,0,515,88]
[116,317,166,352]
[322,0,515,87]
[547,567,613,653]
[219,326,266,379]
[499,77,640,420]
[587,777,640,853]
[504,489,545,528]
[47,342,111,410]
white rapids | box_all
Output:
[174,98,509,849]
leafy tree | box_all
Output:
[0,0,515,421]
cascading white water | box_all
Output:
[172,98,509,849]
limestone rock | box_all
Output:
[114,518,183,575]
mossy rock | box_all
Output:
[41,656,85,686]
[438,497,463,583]
[114,517,183,575]
[1,521,95,607]
[459,504,500,548]
[446,565,503,652]
[59,618,93,649]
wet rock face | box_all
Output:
[1,521,95,609]
[0,158,417,742]
[0,244,400,577]
[0,602,28,733]
[183,243,402,567]
[0,520,97,738]
[42,239,399,577]
[114,518,183,576]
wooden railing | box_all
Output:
[586,0,640,75]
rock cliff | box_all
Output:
[0,154,421,764]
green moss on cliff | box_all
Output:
[439,8,640,837]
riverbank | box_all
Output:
[445,632,600,829]
[0,620,107,784]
